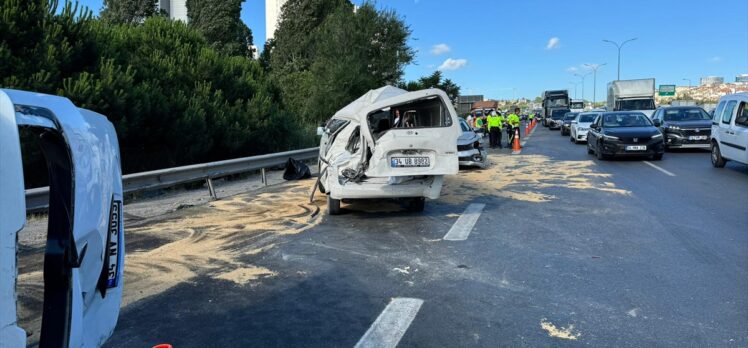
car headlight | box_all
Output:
[652,133,663,139]
[603,135,620,141]
[666,125,681,131]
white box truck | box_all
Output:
[607,79,656,118]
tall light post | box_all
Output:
[603,38,637,80]
[569,82,579,99]
[585,63,607,107]
[575,72,592,104]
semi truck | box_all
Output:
[607,79,656,118]
[570,99,585,112]
[542,90,569,126]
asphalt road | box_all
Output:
[21,123,748,347]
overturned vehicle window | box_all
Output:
[367,96,452,139]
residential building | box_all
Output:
[159,0,188,22]
[266,0,287,41]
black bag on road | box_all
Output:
[283,158,312,180]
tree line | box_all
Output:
[2,0,459,188]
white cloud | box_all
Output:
[430,43,451,56]
[710,56,722,63]
[438,58,467,71]
[566,66,579,73]
[546,37,560,50]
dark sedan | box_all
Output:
[560,112,578,136]
[587,112,665,160]
[548,108,570,130]
[651,106,712,150]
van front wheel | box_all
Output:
[711,143,727,168]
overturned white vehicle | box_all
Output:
[317,86,460,215]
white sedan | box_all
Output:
[570,111,601,144]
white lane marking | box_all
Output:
[643,161,676,177]
[443,203,485,241]
[354,298,424,348]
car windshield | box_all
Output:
[578,114,598,123]
[618,99,656,110]
[564,113,578,120]
[603,113,652,127]
[663,108,711,121]
[548,98,568,107]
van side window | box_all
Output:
[713,101,726,123]
[736,102,748,128]
[722,100,737,124]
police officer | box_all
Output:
[507,107,521,147]
[486,111,501,148]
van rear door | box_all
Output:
[362,93,460,177]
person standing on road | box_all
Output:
[467,113,474,128]
[487,111,500,148]
[507,108,521,147]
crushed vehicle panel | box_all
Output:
[317,86,460,213]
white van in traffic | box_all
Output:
[710,93,748,167]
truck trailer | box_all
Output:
[607,79,656,118]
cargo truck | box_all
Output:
[607,79,656,118]
[542,90,569,126]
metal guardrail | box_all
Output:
[25,147,319,212]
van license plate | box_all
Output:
[391,157,430,167]
[625,145,647,151]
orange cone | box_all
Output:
[512,128,521,151]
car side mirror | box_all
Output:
[316,126,325,136]
[653,119,661,127]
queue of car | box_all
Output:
[540,93,748,167]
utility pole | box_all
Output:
[585,63,607,107]
[603,38,637,80]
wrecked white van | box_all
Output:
[316,86,460,215]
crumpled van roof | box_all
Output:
[332,85,448,124]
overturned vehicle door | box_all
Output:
[0,89,124,347]
[317,86,460,215]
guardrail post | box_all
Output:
[261,168,267,186]
[206,177,217,200]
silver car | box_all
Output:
[457,118,487,167]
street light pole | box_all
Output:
[569,82,579,99]
[575,72,592,104]
[603,38,637,80]
[585,63,607,107]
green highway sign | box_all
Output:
[659,85,676,96]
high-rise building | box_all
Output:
[700,76,724,86]
[159,0,188,22]
[736,74,748,84]
[265,0,287,41]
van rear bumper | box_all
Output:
[328,175,444,200]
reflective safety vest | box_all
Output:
[507,114,521,127]
[529,113,535,120]
[475,117,484,127]
[487,115,502,130]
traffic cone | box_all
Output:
[512,128,521,152]
[525,123,530,136]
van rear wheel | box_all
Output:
[407,197,425,212]
[327,196,341,215]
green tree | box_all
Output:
[398,70,461,102]
[270,0,414,124]
[100,0,158,24]
[186,0,253,57]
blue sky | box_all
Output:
[78,0,748,100]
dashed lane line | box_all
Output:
[443,203,485,241]
[354,298,424,348]
[643,161,676,177]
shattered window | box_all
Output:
[368,96,452,138]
